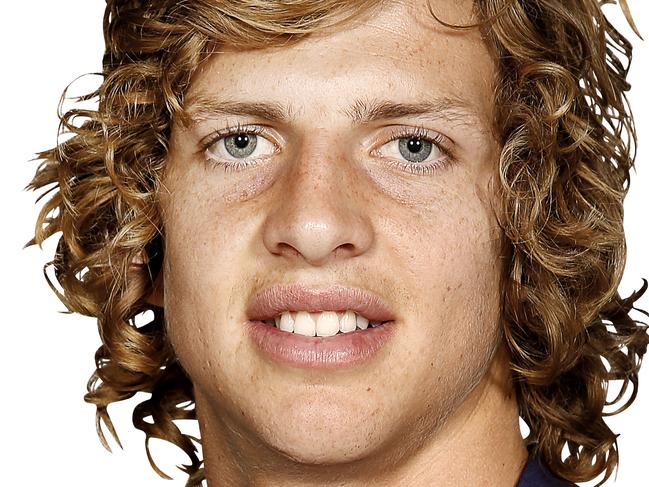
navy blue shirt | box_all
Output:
[517,457,576,486]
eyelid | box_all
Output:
[200,123,280,152]
[372,125,455,159]
[198,123,455,176]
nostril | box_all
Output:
[262,201,374,267]
[333,242,356,258]
[273,242,302,258]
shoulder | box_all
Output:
[516,456,577,487]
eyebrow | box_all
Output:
[180,95,481,127]
[179,97,293,127]
[342,97,481,125]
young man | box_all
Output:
[29,0,647,485]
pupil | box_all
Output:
[234,134,249,148]
[407,138,423,153]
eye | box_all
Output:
[371,127,454,175]
[225,133,258,158]
[379,135,441,164]
[204,127,276,163]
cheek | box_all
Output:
[379,190,503,420]
[385,176,501,305]
[386,180,503,361]
[158,179,243,368]
[160,164,261,284]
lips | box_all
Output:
[245,320,396,369]
[246,283,397,323]
[245,284,398,369]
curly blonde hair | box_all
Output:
[29,0,648,485]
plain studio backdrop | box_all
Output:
[1,1,646,486]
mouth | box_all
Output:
[245,284,397,369]
[247,283,396,323]
[260,310,392,337]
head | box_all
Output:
[30,0,647,485]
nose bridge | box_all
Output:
[262,138,373,266]
[292,138,354,201]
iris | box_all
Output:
[225,133,258,158]
[398,137,432,163]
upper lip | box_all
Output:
[246,283,397,322]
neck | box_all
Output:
[197,346,528,487]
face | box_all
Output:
[160,0,504,471]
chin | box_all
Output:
[268,433,378,466]
[255,397,390,465]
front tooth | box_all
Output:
[293,311,316,336]
[339,310,357,333]
[279,312,295,332]
[316,311,339,337]
[356,315,369,330]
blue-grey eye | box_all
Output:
[224,133,258,158]
[398,137,433,163]
[205,131,276,163]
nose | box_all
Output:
[262,143,374,267]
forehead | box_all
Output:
[185,0,495,126]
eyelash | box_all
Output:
[201,123,273,173]
[201,124,454,175]
[378,126,454,176]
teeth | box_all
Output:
[339,310,357,333]
[356,315,369,330]
[264,310,386,337]
[293,311,316,336]
[279,312,294,332]
[316,311,339,337]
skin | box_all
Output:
[158,0,528,485]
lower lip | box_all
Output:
[245,320,396,369]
